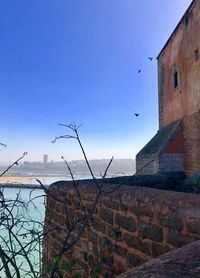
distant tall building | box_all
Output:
[43,154,48,165]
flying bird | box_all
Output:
[138,69,141,74]
[148,57,153,61]
[134,113,139,117]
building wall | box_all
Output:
[136,123,184,175]
[163,125,184,154]
[159,153,184,172]
[136,154,159,175]
[159,125,184,172]
[183,111,200,175]
[158,0,200,129]
[43,181,200,277]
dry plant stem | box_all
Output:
[0,202,41,276]
[53,124,101,189]
[61,156,85,210]
[48,124,118,277]
[0,143,6,148]
[0,245,12,278]
[133,159,154,176]
[102,156,114,179]
[0,152,28,177]
[36,179,65,204]
[49,186,103,278]
[0,152,45,277]
[0,245,20,278]
[7,227,38,278]
[102,159,156,194]
[0,225,62,274]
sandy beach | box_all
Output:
[0,175,68,186]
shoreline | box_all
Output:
[0,183,43,189]
[0,175,68,188]
[0,176,60,183]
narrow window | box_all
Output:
[195,48,199,61]
[173,70,178,89]
[184,14,189,26]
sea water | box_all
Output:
[0,188,45,277]
[0,175,94,277]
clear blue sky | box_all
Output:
[0,0,192,163]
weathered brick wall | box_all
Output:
[159,154,184,172]
[136,153,184,175]
[43,181,200,277]
[158,0,200,128]
[119,240,200,277]
[183,111,200,176]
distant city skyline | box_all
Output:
[0,0,192,163]
[0,153,135,166]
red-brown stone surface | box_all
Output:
[42,181,200,277]
[158,0,200,128]
[118,240,200,277]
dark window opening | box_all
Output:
[173,70,179,89]
[184,13,189,26]
[195,48,199,61]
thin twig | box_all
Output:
[0,152,28,177]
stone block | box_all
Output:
[115,214,137,232]
[74,258,89,273]
[72,199,81,209]
[99,208,113,225]
[127,254,146,267]
[159,215,183,231]
[138,223,163,242]
[187,222,200,235]
[114,244,127,257]
[114,256,128,274]
[106,225,122,241]
[93,244,99,260]
[103,199,120,210]
[99,254,114,267]
[81,239,89,249]
[123,233,149,254]
[119,202,128,213]
[88,230,98,244]
[151,242,173,257]
[91,216,106,234]
[87,254,95,267]
[99,237,114,254]
[130,205,153,218]
[168,229,198,247]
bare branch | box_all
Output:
[0,152,28,177]
[133,159,154,176]
[0,142,6,148]
[102,156,114,179]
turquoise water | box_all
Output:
[0,188,45,277]
[0,176,94,277]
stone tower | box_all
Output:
[136,0,200,176]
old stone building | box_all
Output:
[136,0,200,176]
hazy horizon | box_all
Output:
[0,156,135,166]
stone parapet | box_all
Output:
[118,240,200,277]
[43,181,200,277]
